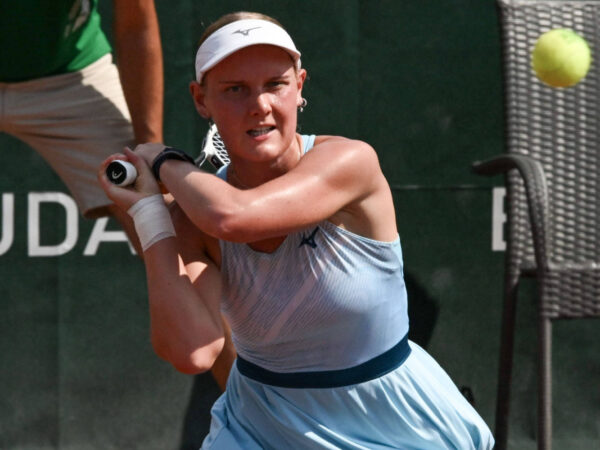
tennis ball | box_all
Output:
[531,28,591,88]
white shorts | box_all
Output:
[0,54,134,217]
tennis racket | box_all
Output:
[195,122,230,169]
[107,123,230,186]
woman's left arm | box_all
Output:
[150,137,394,242]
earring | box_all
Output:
[299,98,308,113]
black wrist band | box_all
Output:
[151,147,196,182]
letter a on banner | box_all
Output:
[83,217,135,256]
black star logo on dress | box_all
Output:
[299,227,319,248]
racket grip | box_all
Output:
[106,160,137,186]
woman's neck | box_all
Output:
[228,133,303,188]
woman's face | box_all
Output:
[192,44,306,163]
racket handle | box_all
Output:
[106,160,137,186]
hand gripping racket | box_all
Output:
[107,123,230,186]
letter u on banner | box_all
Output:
[28,192,78,257]
[0,193,15,255]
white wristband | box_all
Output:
[127,194,176,252]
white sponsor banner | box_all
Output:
[0,192,135,257]
[2,189,508,256]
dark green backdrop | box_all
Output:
[1,1,598,449]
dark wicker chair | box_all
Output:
[472,1,600,449]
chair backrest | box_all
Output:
[497,0,600,318]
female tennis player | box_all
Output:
[98,11,494,449]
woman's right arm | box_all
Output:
[98,149,224,375]
[142,228,224,374]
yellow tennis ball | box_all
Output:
[531,28,591,88]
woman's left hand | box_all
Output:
[131,142,167,167]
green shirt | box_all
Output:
[0,0,112,82]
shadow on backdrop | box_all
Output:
[406,271,439,348]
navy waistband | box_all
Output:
[236,334,411,389]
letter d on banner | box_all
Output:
[28,192,78,257]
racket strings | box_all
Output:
[196,125,231,169]
[211,132,231,165]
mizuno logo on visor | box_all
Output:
[233,27,261,37]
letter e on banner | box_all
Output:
[492,187,506,251]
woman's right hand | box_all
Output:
[98,147,162,212]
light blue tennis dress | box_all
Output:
[203,135,494,449]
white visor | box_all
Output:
[195,19,301,83]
